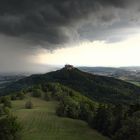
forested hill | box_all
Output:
[1,66,140,104]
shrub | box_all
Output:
[17,92,25,100]
[25,100,33,109]
[1,96,12,108]
[0,115,22,140]
[10,94,17,100]
[43,92,52,101]
[32,89,43,97]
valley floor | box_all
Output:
[12,97,109,140]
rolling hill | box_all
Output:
[78,66,140,82]
[1,65,140,104]
[0,74,26,89]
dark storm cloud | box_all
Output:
[1,0,140,73]
[0,0,140,48]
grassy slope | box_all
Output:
[128,81,140,87]
[12,97,109,140]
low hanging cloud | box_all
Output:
[0,0,140,49]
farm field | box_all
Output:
[12,97,109,140]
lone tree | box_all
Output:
[25,100,33,109]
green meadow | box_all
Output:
[12,97,109,140]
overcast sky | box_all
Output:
[0,0,140,73]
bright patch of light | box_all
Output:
[36,33,140,67]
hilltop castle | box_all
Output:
[65,64,74,70]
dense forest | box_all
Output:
[1,67,140,104]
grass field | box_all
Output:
[127,81,140,87]
[12,97,109,140]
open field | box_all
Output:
[12,97,109,140]
[128,81,140,87]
